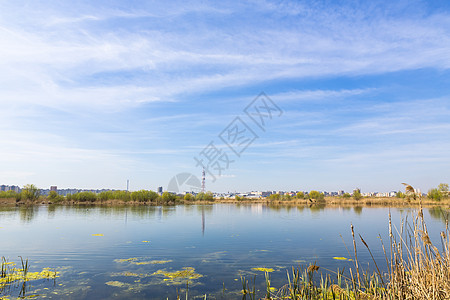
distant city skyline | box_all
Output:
[0,182,426,196]
[1,1,449,193]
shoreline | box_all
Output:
[0,196,449,208]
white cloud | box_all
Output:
[1,1,450,190]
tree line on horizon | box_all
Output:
[0,183,449,203]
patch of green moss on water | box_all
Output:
[152,267,203,284]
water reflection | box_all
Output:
[0,204,448,300]
[353,206,363,215]
[428,207,449,222]
[19,206,38,223]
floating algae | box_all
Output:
[0,265,59,292]
[91,234,104,237]
[141,241,150,243]
[251,267,274,272]
[114,258,138,263]
[114,257,172,265]
[105,281,127,288]
[152,267,202,284]
[333,257,353,261]
[110,272,143,277]
[132,260,172,265]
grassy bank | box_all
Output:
[1,183,449,207]
[1,196,450,208]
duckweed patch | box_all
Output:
[111,272,143,277]
[333,256,353,261]
[105,281,127,288]
[114,257,172,266]
[91,234,104,237]
[152,267,203,284]
[0,268,59,287]
[1,258,59,298]
[113,258,138,263]
[251,267,274,272]
[135,260,172,265]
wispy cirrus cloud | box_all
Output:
[1,0,450,191]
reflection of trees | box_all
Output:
[47,204,57,219]
[0,206,17,213]
[196,205,213,214]
[428,207,449,223]
[309,204,325,216]
[353,206,363,215]
[296,205,305,212]
[19,206,38,223]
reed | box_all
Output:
[0,257,59,298]
[241,206,449,299]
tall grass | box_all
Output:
[242,207,449,299]
[1,257,58,298]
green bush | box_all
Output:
[342,193,351,198]
[282,194,292,201]
[98,191,113,201]
[130,190,159,202]
[428,188,442,201]
[353,189,362,200]
[308,190,324,201]
[268,193,281,200]
[396,191,405,198]
[296,192,305,199]
[113,190,131,201]
[72,191,97,202]
[195,192,214,201]
[427,183,449,201]
[161,191,176,203]
[48,191,64,203]
[184,193,194,201]
[21,184,41,201]
[0,190,19,199]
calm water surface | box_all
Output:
[0,204,447,299]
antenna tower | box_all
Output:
[201,168,206,193]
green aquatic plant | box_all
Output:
[132,260,172,265]
[152,267,202,285]
[105,281,127,288]
[252,267,274,273]
[113,257,138,263]
[240,205,450,300]
[332,257,352,261]
[1,257,59,298]
[110,271,142,277]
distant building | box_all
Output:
[157,186,163,194]
[50,186,57,192]
[10,185,20,193]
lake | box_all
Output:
[0,204,447,299]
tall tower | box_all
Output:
[201,167,206,193]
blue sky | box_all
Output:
[1,0,449,193]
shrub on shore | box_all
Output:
[0,190,19,199]
[352,188,362,200]
[195,192,214,201]
[131,190,159,202]
[308,190,324,201]
[21,184,41,202]
[428,183,449,201]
